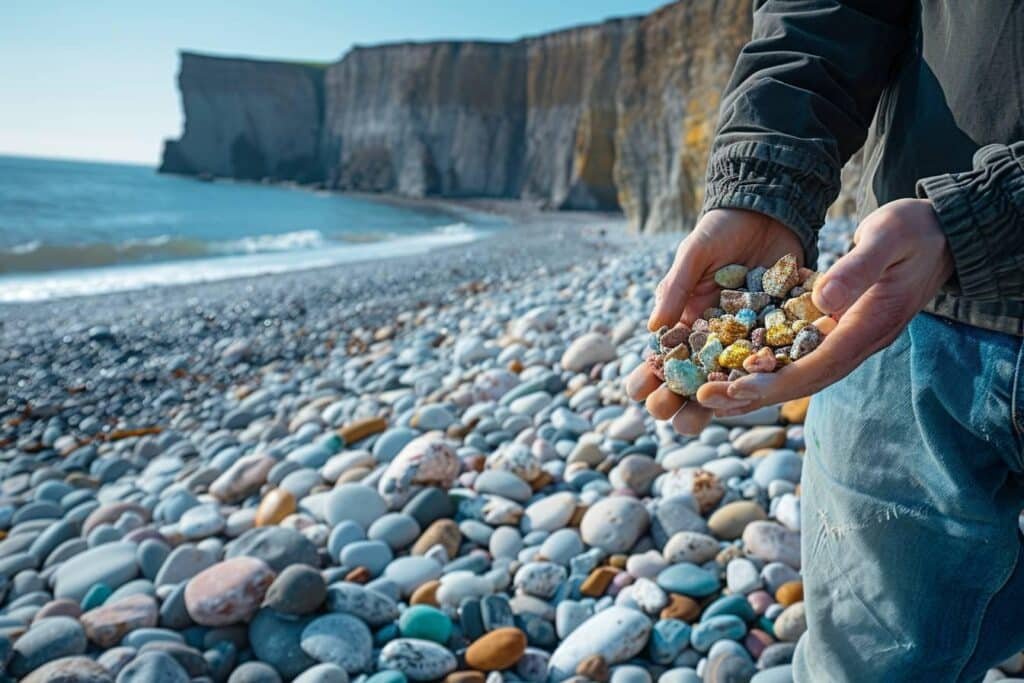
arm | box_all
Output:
[917,142,1024,302]
[705,0,913,265]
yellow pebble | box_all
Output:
[708,316,748,346]
[791,320,809,333]
[718,340,753,369]
[766,323,795,347]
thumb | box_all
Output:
[812,228,900,315]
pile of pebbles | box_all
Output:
[649,255,829,399]
[1,219,1019,683]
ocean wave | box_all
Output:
[0,223,477,275]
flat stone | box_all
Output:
[377,638,457,681]
[53,541,138,601]
[580,497,649,553]
[561,333,616,372]
[226,526,319,572]
[663,532,720,565]
[548,607,652,681]
[742,522,801,569]
[248,608,317,680]
[325,583,400,626]
[325,484,388,531]
[300,613,373,672]
[656,564,721,598]
[81,594,158,647]
[21,656,113,683]
[265,565,327,615]
[184,557,275,626]
[708,501,768,541]
[465,626,527,671]
[10,617,87,678]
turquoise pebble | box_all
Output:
[664,359,707,397]
[649,618,692,664]
[374,623,400,646]
[690,615,747,652]
[656,563,721,598]
[757,615,776,637]
[80,583,111,610]
[398,605,452,644]
[736,308,758,329]
[701,594,755,623]
[367,671,407,683]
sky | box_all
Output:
[0,1,668,166]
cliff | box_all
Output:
[161,1,861,230]
[159,52,326,183]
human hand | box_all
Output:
[697,198,953,416]
[625,208,804,434]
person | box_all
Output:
[625,1,1024,680]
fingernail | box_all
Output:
[817,280,848,312]
[727,386,759,401]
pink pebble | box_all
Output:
[608,571,635,596]
[745,628,775,659]
[748,590,774,615]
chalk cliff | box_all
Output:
[161,1,861,230]
[159,52,326,183]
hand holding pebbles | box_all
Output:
[648,254,827,398]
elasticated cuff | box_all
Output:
[702,140,842,268]
[916,143,1024,302]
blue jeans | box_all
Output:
[794,313,1024,682]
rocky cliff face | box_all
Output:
[159,52,325,183]
[322,42,526,197]
[162,1,860,230]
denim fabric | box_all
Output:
[794,313,1024,682]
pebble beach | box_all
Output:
[1,206,1018,683]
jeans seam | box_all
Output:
[954,542,1020,681]
[1011,338,1024,468]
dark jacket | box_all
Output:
[704,0,1024,335]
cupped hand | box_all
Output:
[698,198,953,416]
[625,208,804,434]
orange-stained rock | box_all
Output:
[568,504,587,527]
[660,594,701,622]
[184,557,275,626]
[781,397,811,424]
[412,519,461,557]
[338,416,388,444]
[255,488,296,527]
[346,567,372,584]
[465,627,527,671]
[608,554,628,569]
[81,594,158,648]
[580,566,619,597]
[776,580,804,606]
[410,579,441,606]
[445,672,485,683]
[576,654,609,682]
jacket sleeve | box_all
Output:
[703,0,912,265]
[916,142,1024,302]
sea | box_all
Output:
[0,155,492,302]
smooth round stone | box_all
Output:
[368,514,421,550]
[702,457,747,481]
[514,562,567,599]
[325,485,388,531]
[663,532,720,565]
[398,605,452,644]
[121,627,184,648]
[385,557,443,597]
[80,593,158,647]
[774,494,800,531]
[402,488,455,529]
[626,550,667,579]
[53,541,138,601]
[580,497,649,554]
[341,540,393,577]
[265,565,327,615]
[726,558,762,594]
[649,618,692,664]
[551,408,591,436]
[137,540,171,581]
[610,455,662,494]
[561,333,616,372]
[465,626,527,671]
[178,504,224,539]
[366,672,407,683]
[229,661,283,683]
[412,405,456,431]
[610,665,653,683]
[548,607,652,681]
[226,526,320,572]
[742,522,801,569]
[661,443,718,470]
[690,615,747,652]
[328,521,367,559]
[761,563,800,595]
[474,470,532,503]
[539,529,584,566]
[459,519,494,546]
[707,501,768,541]
[9,616,87,677]
[81,583,113,610]
[700,425,730,446]
[293,663,350,683]
[650,496,708,546]
[184,557,276,626]
[373,428,418,462]
[523,492,577,532]
[154,545,215,588]
[773,602,806,642]
[249,608,317,679]
[378,638,457,681]
[701,595,755,623]
[18,656,112,683]
[256,489,298,527]
[326,583,400,626]
[300,613,373,672]
[656,564,720,598]
[752,451,802,488]
[113,650,190,682]
[489,527,523,559]
[704,650,757,683]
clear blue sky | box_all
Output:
[0,1,667,166]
